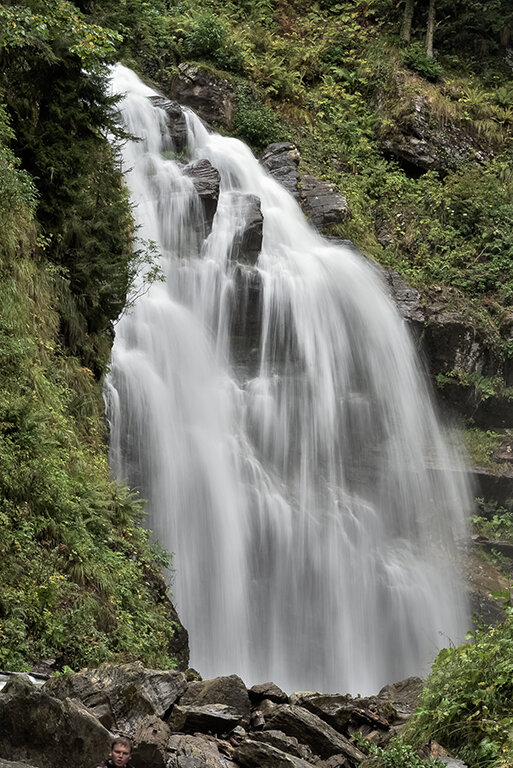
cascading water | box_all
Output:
[105,64,472,695]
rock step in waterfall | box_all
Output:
[105,64,472,696]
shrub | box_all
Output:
[184,12,244,73]
[233,86,285,150]
[404,42,443,81]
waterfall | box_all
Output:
[105,64,472,695]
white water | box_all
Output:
[105,64,472,695]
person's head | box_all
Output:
[109,737,132,768]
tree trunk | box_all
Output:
[426,0,436,57]
[401,0,415,43]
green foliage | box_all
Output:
[463,429,504,471]
[356,736,442,768]
[403,42,443,82]
[0,0,121,69]
[0,244,179,671]
[409,614,513,767]
[183,12,244,73]
[438,370,513,405]
[472,507,513,542]
[0,0,179,672]
[233,85,285,150]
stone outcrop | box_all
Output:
[168,704,243,734]
[300,174,352,231]
[260,143,301,200]
[43,662,187,735]
[378,73,490,174]
[379,268,511,427]
[260,143,351,232]
[149,97,188,155]
[171,64,235,129]
[249,682,288,704]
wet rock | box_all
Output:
[132,714,171,768]
[228,193,263,265]
[379,269,425,327]
[183,158,221,232]
[0,675,111,768]
[43,662,187,735]
[260,143,301,200]
[149,96,188,155]
[264,704,366,761]
[473,470,513,506]
[300,174,351,230]
[168,704,242,735]
[249,682,288,705]
[234,738,314,768]
[168,734,233,768]
[179,674,251,724]
[231,266,261,373]
[171,64,235,129]
[0,761,40,768]
[380,268,510,427]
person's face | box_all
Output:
[109,744,131,768]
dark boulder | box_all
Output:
[179,674,251,724]
[249,682,288,705]
[260,143,301,200]
[149,96,188,155]
[43,662,187,735]
[171,64,235,130]
[167,734,233,768]
[234,738,313,768]
[264,704,366,761]
[300,174,352,231]
[0,676,111,768]
[168,704,242,734]
[132,715,171,768]
[288,691,356,731]
[250,730,316,761]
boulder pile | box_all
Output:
[0,664,424,768]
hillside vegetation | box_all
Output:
[1,0,513,766]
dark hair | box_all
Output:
[111,736,132,753]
